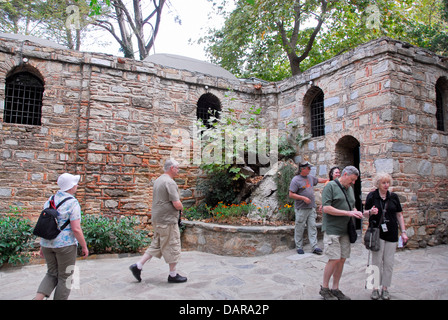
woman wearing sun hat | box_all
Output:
[34,173,88,300]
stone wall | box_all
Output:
[0,36,262,222]
[266,38,448,248]
[1,36,447,248]
[181,220,320,256]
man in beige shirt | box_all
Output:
[129,159,187,283]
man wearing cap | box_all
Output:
[289,162,328,255]
[34,173,88,300]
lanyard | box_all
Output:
[379,197,389,223]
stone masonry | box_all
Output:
[0,36,447,248]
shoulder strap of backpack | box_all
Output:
[55,196,74,231]
[55,196,74,209]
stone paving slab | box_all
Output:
[1,242,448,300]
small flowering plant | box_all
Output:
[278,203,295,220]
[211,201,251,221]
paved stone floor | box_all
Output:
[1,242,448,300]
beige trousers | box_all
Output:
[371,239,397,288]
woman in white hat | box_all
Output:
[34,173,88,300]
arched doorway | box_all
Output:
[196,93,221,128]
[335,135,362,227]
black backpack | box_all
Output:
[33,195,74,240]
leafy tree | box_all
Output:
[203,0,342,81]
[0,0,38,34]
[0,0,108,50]
[405,0,448,56]
[202,0,447,81]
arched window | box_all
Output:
[196,93,221,128]
[436,77,447,132]
[310,90,325,137]
[303,86,325,138]
[3,72,44,126]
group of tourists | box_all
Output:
[33,159,407,300]
[290,162,408,300]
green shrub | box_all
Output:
[210,201,252,221]
[196,168,241,208]
[183,203,211,221]
[81,214,150,254]
[0,206,35,266]
[275,161,297,221]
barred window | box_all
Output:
[197,93,221,128]
[3,72,44,126]
[310,90,325,137]
[436,78,446,132]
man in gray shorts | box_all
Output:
[319,166,363,300]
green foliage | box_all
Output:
[278,121,312,160]
[78,0,111,16]
[0,206,35,266]
[278,203,295,221]
[81,214,150,254]
[183,203,212,221]
[195,102,273,207]
[275,161,297,221]
[196,168,240,208]
[278,136,296,160]
[210,201,251,221]
[204,0,447,81]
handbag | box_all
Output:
[363,199,387,251]
[364,227,380,251]
[334,180,357,243]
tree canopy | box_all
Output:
[0,0,170,59]
[201,0,448,81]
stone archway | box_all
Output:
[335,135,362,215]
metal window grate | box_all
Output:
[3,72,44,126]
[436,86,445,131]
[311,91,325,137]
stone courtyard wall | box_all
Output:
[265,38,448,248]
[0,36,263,223]
[0,36,447,248]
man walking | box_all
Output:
[319,166,363,300]
[289,162,328,255]
[129,158,187,283]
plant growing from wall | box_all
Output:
[279,120,312,160]
[275,161,297,221]
[195,105,275,207]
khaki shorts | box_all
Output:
[145,223,181,264]
[323,233,351,260]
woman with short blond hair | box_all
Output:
[364,172,408,300]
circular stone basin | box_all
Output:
[181,220,322,256]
